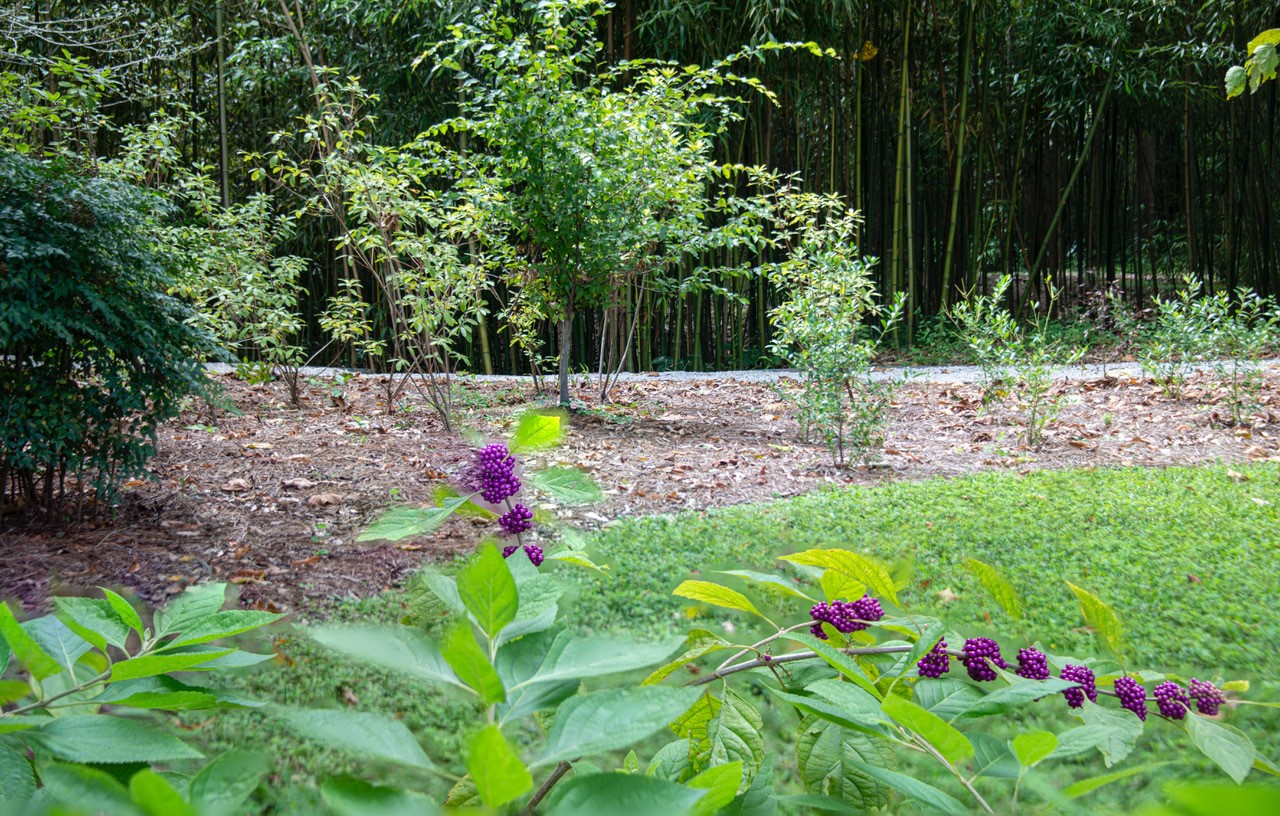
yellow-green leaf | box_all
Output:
[673,581,763,619]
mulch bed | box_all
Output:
[2,369,1277,613]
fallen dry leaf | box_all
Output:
[220,478,252,492]
[307,493,344,506]
[282,478,317,490]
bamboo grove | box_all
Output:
[4,0,1278,374]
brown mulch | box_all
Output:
[2,370,1278,614]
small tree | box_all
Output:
[434,0,804,407]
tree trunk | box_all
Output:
[558,292,573,408]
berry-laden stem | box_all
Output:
[714,621,815,673]
[690,644,949,687]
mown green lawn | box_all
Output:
[208,462,1280,812]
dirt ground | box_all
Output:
[3,369,1278,613]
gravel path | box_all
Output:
[206,358,1280,386]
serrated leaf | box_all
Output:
[673,580,763,618]
[457,543,518,639]
[154,583,228,637]
[968,733,1020,779]
[441,624,506,704]
[950,677,1080,719]
[276,707,436,770]
[22,616,92,672]
[643,629,730,685]
[881,693,972,765]
[539,686,703,766]
[964,558,1022,619]
[28,715,203,764]
[1065,581,1125,655]
[781,550,898,605]
[1073,699,1143,768]
[162,610,282,649]
[38,762,138,814]
[130,769,196,816]
[709,690,765,781]
[356,504,454,543]
[432,485,497,519]
[467,725,532,807]
[716,570,815,602]
[796,714,894,809]
[913,679,985,720]
[1186,713,1256,783]
[647,738,693,782]
[511,411,564,452]
[525,467,602,504]
[0,604,62,680]
[544,772,704,816]
[785,632,881,699]
[101,588,145,635]
[310,624,467,691]
[0,740,35,804]
[53,596,129,651]
[521,632,682,687]
[110,649,235,681]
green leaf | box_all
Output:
[1247,28,1280,53]
[881,693,972,765]
[275,707,437,771]
[0,604,62,680]
[94,675,219,711]
[321,778,443,816]
[899,620,947,680]
[688,761,742,815]
[511,411,564,452]
[646,739,692,782]
[162,610,282,649]
[843,758,969,816]
[155,583,228,637]
[523,633,682,687]
[781,549,898,606]
[539,686,703,766]
[1158,780,1280,814]
[188,750,269,816]
[102,588,145,635]
[433,485,497,519]
[723,753,776,816]
[796,714,894,810]
[964,558,1022,619]
[497,572,563,645]
[1013,731,1058,767]
[1061,761,1173,798]
[130,769,196,816]
[1185,713,1256,783]
[643,629,731,685]
[1049,725,1117,759]
[357,504,456,543]
[950,677,1080,719]
[545,772,705,816]
[784,632,881,699]
[968,733,1020,779]
[467,725,533,807]
[1226,64,1247,98]
[709,690,765,779]
[716,570,816,602]
[457,543,519,640]
[110,648,235,681]
[1065,581,1125,655]
[673,580,763,619]
[309,625,466,691]
[1073,699,1143,768]
[54,596,130,651]
[441,624,506,704]
[28,715,203,764]
[0,740,35,804]
[525,467,603,504]
[914,679,986,719]
[38,762,139,814]
[22,616,92,672]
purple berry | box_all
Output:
[469,444,521,504]
[962,637,1007,682]
[916,640,950,678]
[498,503,534,536]
[1114,676,1147,720]
[1060,664,1098,708]
[808,596,884,639]
[850,595,884,625]
[1153,681,1189,720]
[1188,678,1226,716]
[523,544,544,567]
[501,544,519,558]
[1015,648,1050,681]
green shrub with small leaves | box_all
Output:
[0,153,214,520]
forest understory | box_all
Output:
[3,370,1278,615]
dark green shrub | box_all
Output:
[0,154,213,521]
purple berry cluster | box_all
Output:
[471,444,520,504]
[1059,664,1098,708]
[501,543,544,567]
[916,640,950,678]
[808,596,884,639]
[1114,676,1147,720]
[961,638,1007,681]
[1153,681,1189,720]
[498,503,534,536]
[1189,678,1226,716]
[1015,648,1050,680]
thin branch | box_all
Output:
[521,761,572,815]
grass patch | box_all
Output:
[208,462,1280,811]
